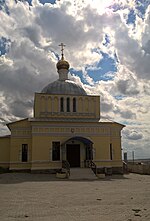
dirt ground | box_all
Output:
[0,173,149,221]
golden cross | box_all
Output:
[59,43,66,59]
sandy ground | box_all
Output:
[0,173,150,221]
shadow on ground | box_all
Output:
[0,173,129,184]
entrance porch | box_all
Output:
[61,136,93,168]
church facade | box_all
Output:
[0,45,124,174]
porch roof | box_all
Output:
[61,136,93,146]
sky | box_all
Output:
[0,0,150,159]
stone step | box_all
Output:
[69,168,98,180]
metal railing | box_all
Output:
[123,161,129,174]
[85,160,97,175]
[62,160,70,177]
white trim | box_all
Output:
[31,167,60,170]
[9,167,31,170]
[9,161,31,164]
[31,160,51,163]
[11,135,32,138]
[31,133,121,138]
[94,160,122,162]
[0,161,10,164]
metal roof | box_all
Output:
[41,79,87,95]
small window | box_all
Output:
[66,97,70,112]
[52,142,60,161]
[73,97,76,112]
[22,144,28,162]
[60,97,64,112]
[110,143,113,160]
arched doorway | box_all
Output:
[61,136,93,168]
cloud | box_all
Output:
[124,128,143,140]
[120,109,136,119]
[116,79,140,96]
[0,0,150,159]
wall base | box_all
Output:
[97,167,123,175]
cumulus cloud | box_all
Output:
[0,0,150,158]
[124,128,143,140]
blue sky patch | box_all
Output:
[109,0,149,22]
[16,0,56,6]
[70,68,88,85]
[0,0,9,14]
[0,37,11,55]
[114,95,126,100]
[23,0,56,4]
[109,4,125,12]
[86,52,117,82]
[39,0,56,4]
[127,9,136,25]
[70,52,117,84]
[25,0,32,5]
[135,0,150,19]
[103,34,110,46]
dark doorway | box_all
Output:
[66,144,80,167]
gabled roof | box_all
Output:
[99,117,125,127]
[6,118,29,130]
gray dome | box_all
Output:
[41,80,87,95]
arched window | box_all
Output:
[66,97,70,112]
[60,97,64,112]
[22,144,28,162]
[73,97,76,112]
[110,143,113,160]
[52,142,60,161]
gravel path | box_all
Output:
[0,173,149,221]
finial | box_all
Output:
[59,43,66,60]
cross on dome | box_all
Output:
[57,43,70,80]
[59,43,66,60]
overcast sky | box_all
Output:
[0,0,150,159]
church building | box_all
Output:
[0,44,125,175]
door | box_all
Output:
[66,144,80,167]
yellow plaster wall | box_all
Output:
[32,135,52,161]
[31,123,123,170]
[7,118,32,170]
[31,135,66,170]
[111,138,122,161]
[1,115,123,171]
[9,137,32,170]
[0,137,10,168]
[92,136,111,160]
[31,135,89,170]
[34,93,100,119]
[3,132,123,170]
[91,127,123,168]
[95,161,123,167]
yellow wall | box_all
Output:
[31,135,72,170]
[34,93,100,119]
[7,119,32,170]
[0,136,10,168]
[30,121,123,170]
[9,137,32,170]
[0,121,123,171]
[0,93,124,172]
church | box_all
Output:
[0,44,125,175]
